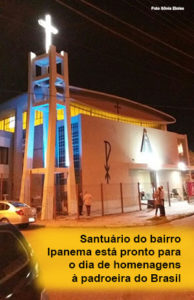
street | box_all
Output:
[160,214,194,228]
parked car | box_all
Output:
[0,201,37,228]
[0,222,47,299]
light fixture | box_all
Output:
[178,161,186,171]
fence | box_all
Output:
[28,181,190,218]
[82,182,141,217]
[5,176,190,218]
[81,181,190,217]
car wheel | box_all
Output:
[0,217,9,223]
[19,223,29,229]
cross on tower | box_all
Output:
[38,14,58,53]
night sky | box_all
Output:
[0,0,194,149]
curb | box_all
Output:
[34,212,194,228]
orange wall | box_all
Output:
[81,115,186,187]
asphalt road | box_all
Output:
[160,214,194,228]
[45,290,194,300]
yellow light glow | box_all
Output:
[70,104,161,129]
[23,111,43,128]
[4,116,15,132]
[0,103,162,134]
[34,111,43,126]
[23,112,27,130]
[57,109,64,120]
[0,120,4,131]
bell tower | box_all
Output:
[19,15,77,219]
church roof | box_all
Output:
[0,86,176,127]
[70,86,176,125]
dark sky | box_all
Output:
[0,0,194,149]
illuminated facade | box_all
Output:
[0,16,193,216]
[0,83,193,214]
[0,14,193,218]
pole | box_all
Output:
[0,174,2,200]
[120,183,124,213]
[137,182,142,211]
[101,183,104,216]
[187,182,190,203]
[53,175,56,219]
[76,184,79,219]
[167,182,171,207]
[29,170,32,206]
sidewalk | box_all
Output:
[36,201,194,228]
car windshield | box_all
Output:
[9,202,28,208]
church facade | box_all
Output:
[0,84,193,216]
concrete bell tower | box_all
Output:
[19,15,77,220]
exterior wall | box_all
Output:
[189,151,194,165]
[0,131,13,199]
[81,115,183,183]
[0,93,189,212]
[0,94,27,199]
[0,134,11,147]
[81,115,187,209]
[0,165,9,177]
[0,132,12,179]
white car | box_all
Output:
[0,201,37,228]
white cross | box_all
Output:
[38,14,58,53]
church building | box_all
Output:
[0,15,193,219]
[0,82,192,217]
